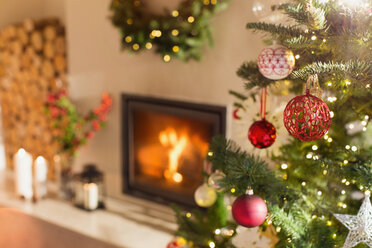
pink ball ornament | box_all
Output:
[232,193,267,228]
[283,90,331,141]
[258,43,295,80]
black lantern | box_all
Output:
[74,164,105,211]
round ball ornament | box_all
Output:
[232,191,267,228]
[166,237,188,248]
[208,170,226,190]
[283,90,331,141]
[194,183,217,207]
[258,43,295,80]
[166,241,182,248]
[248,119,276,149]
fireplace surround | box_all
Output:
[121,94,226,207]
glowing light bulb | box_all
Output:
[341,190,346,194]
[302,182,306,186]
[351,146,357,151]
[281,164,288,169]
[312,145,318,151]
[187,16,195,23]
[172,10,179,17]
[171,29,179,36]
[209,241,216,248]
[163,54,171,62]
[345,145,350,149]
[295,54,300,59]
[311,35,317,40]
[327,96,337,102]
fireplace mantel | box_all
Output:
[0,170,174,248]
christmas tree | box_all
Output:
[172,0,372,248]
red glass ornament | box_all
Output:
[283,90,331,141]
[232,194,267,228]
[248,119,276,148]
[167,241,182,248]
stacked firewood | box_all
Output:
[0,18,67,178]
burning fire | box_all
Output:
[159,127,188,183]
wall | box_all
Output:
[64,0,270,200]
[63,0,295,202]
[0,0,45,28]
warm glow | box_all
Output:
[159,128,188,183]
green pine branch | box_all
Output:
[291,60,372,83]
[246,22,308,38]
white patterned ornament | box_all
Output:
[334,194,372,248]
[258,42,295,80]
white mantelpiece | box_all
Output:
[0,170,174,248]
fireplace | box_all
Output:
[121,94,226,207]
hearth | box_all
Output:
[121,94,226,207]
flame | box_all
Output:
[159,128,188,183]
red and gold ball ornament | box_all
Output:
[232,190,267,228]
[283,89,331,141]
[248,119,276,149]
[258,42,295,80]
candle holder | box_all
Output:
[73,164,105,211]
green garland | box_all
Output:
[109,0,229,62]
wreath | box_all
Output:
[109,0,229,62]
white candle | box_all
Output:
[14,148,33,199]
[83,183,99,210]
[35,156,48,198]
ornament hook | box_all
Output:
[304,74,323,98]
